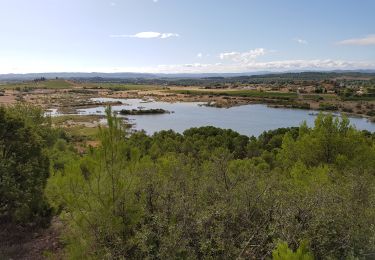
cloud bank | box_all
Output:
[338,35,375,46]
[294,38,308,44]
[110,32,179,39]
[219,48,267,63]
[1,58,374,74]
[153,59,375,73]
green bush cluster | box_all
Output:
[0,104,59,226]
[318,102,338,111]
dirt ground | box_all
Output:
[0,90,17,105]
[0,217,64,260]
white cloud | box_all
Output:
[153,0,159,2]
[152,59,375,73]
[219,48,266,63]
[337,35,375,46]
[110,32,179,39]
[197,53,203,58]
[294,38,308,44]
[1,59,374,74]
[160,33,179,39]
[110,2,116,6]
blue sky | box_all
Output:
[1,0,375,73]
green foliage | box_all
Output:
[318,102,338,111]
[0,80,73,90]
[119,108,169,115]
[278,114,374,167]
[46,107,143,258]
[171,89,298,100]
[46,111,375,259]
[272,240,314,260]
[0,105,54,226]
[91,83,162,91]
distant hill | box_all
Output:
[0,71,275,81]
[0,72,159,81]
[1,70,375,82]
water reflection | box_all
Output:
[57,98,375,136]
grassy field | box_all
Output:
[302,94,338,101]
[341,95,375,101]
[67,126,99,139]
[52,115,101,141]
[51,115,101,125]
[169,89,298,100]
[90,83,164,91]
[42,80,73,89]
[0,80,73,90]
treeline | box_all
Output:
[0,105,58,226]
[71,71,375,87]
[1,104,375,258]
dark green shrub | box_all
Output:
[0,106,52,226]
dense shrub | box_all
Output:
[0,105,53,226]
[318,102,338,111]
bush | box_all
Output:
[0,106,53,226]
[318,102,338,111]
[342,107,353,113]
[272,240,313,260]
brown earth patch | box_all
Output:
[0,217,64,260]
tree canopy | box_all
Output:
[0,105,55,226]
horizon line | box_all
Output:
[1,69,375,76]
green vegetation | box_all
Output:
[51,115,100,142]
[42,109,375,259]
[90,83,163,91]
[170,89,298,100]
[51,115,101,125]
[0,104,58,226]
[65,125,99,141]
[1,101,375,258]
[302,94,324,101]
[302,94,338,101]
[0,79,73,90]
[2,72,374,117]
[42,80,73,89]
[272,101,310,110]
[119,108,169,115]
[272,240,314,260]
[318,102,339,111]
[342,95,375,101]
[73,71,375,87]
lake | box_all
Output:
[73,98,375,136]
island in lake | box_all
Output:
[119,108,170,115]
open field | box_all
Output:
[0,79,74,90]
[88,83,165,91]
[168,89,298,99]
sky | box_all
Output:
[0,0,375,74]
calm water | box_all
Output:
[73,98,375,136]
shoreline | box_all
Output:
[101,90,375,122]
[1,85,374,123]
